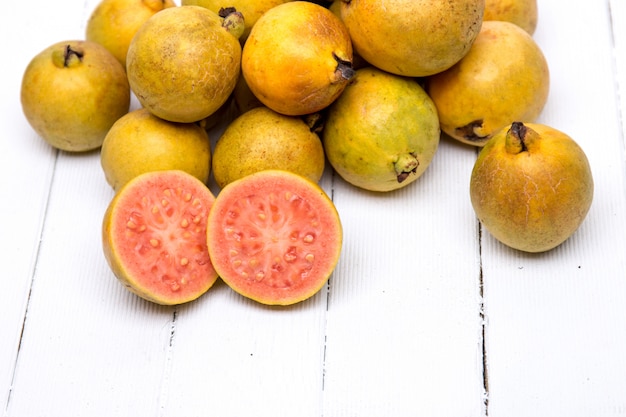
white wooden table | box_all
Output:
[2,1,626,416]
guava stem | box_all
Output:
[333,53,355,82]
[53,45,83,68]
[505,121,538,154]
[394,153,419,183]
[220,8,245,40]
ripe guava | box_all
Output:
[339,0,484,77]
[86,0,177,67]
[470,122,594,253]
[242,1,354,116]
[427,20,549,146]
[126,5,243,123]
[206,170,343,305]
[322,67,440,192]
[100,108,212,191]
[21,40,130,152]
[102,170,218,305]
[211,106,325,189]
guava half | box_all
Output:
[102,170,218,305]
[206,170,343,306]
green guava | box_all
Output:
[102,170,218,305]
[206,170,343,306]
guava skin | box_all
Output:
[20,40,130,152]
[211,106,325,189]
[86,0,177,67]
[322,67,440,192]
[340,0,485,77]
[181,0,295,42]
[242,1,354,116]
[484,0,538,35]
[427,21,550,147]
[126,5,242,123]
[100,108,212,191]
[470,122,594,253]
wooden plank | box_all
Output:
[4,150,174,416]
[158,171,333,417]
[483,1,626,416]
[0,0,92,411]
[322,137,486,416]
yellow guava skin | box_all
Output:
[100,108,212,191]
[20,40,130,152]
[181,0,294,42]
[427,20,550,147]
[212,106,325,189]
[86,0,177,68]
[470,122,594,253]
[483,0,538,35]
[126,5,242,123]
[339,0,485,77]
[242,1,354,116]
[322,67,440,192]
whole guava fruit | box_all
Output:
[20,40,130,152]
[242,1,354,116]
[100,108,212,191]
[470,122,594,253]
[86,0,177,68]
[427,20,549,146]
[322,67,440,192]
[126,5,243,123]
[212,106,325,189]
[339,0,485,77]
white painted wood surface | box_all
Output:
[1,0,625,416]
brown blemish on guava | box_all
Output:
[455,119,488,142]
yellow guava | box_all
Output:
[86,0,176,68]
[339,0,485,77]
[470,122,594,253]
[242,1,354,116]
[100,108,211,191]
[427,20,549,146]
[212,106,325,189]
[323,67,440,192]
[126,5,242,123]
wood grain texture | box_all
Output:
[1,0,625,416]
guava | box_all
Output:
[427,20,550,146]
[20,40,130,152]
[206,170,343,305]
[181,0,294,42]
[86,0,176,67]
[241,1,354,116]
[102,170,218,305]
[126,5,243,123]
[484,0,537,35]
[470,122,594,253]
[212,106,325,189]
[100,108,212,191]
[339,0,484,77]
[322,67,440,192]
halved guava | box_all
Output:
[206,170,343,305]
[102,170,218,305]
